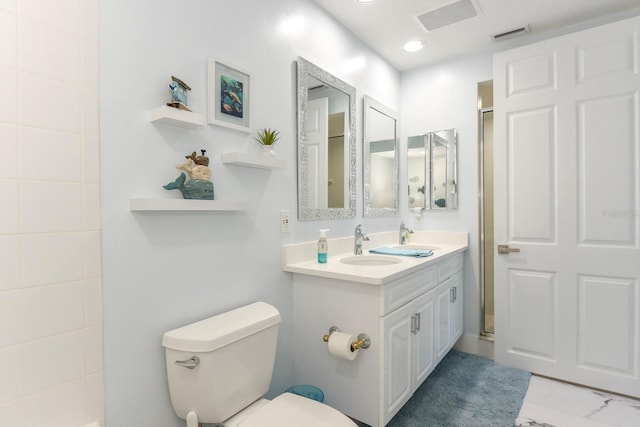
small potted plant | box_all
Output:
[253,128,280,157]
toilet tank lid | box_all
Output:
[162,302,281,352]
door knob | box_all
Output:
[497,244,520,255]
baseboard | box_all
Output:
[453,333,479,354]
[453,333,495,360]
[478,336,495,359]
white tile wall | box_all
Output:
[20,182,83,232]
[22,281,84,340]
[0,399,24,427]
[23,331,84,393]
[86,372,104,422]
[0,290,22,347]
[0,123,18,178]
[84,326,103,373]
[0,180,19,233]
[20,0,81,34]
[82,40,99,89]
[0,0,17,13]
[23,380,85,427]
[83,135,100,183]
[83,183,101,230]
[0,67,17,123]
[0,11,16,67]
[81,0,99,42]
[19,127,82,182]
[83,231,102,278]
[0,236,19,291]
[82,88,99,136]
[19,73,81,132]
[0,0,103,425]
[0,345,23,403]
[84,279,102,327]
[20,233,84,286]
[19,18,81,83]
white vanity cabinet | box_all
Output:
[381,285,436,423]
[291,251,465,427]
[435,256,464,361]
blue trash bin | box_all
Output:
[285,384,324,402]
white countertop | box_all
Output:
[282,231,468,285]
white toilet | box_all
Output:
[162,301,357,427]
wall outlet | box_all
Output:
[281,210,290,232]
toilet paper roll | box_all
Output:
[327,332,358,361]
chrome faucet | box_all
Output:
[354,224,370,255]
[399,221,414,245]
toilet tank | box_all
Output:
[162,302,281,423]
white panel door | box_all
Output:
[306,97,329,209]
[494,16,640,397]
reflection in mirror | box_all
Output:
[363,96,398,218]
[408,135,428,210]
[432,133,449,208]
[431,129,457,210]
[297,57,356,220]
[407,129,457,210]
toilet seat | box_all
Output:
[235,393,357,427]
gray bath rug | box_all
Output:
[385,350,531,427]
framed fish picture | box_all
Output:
[207,58,251,132]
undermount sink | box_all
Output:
[340,255,403,266]
[394,244,440,251]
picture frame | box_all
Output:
[207,58,251,132]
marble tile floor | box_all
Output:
[516,375,640,427]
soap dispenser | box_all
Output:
[318,229,329,263]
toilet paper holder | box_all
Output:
[322,326,371,351]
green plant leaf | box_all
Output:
[254,128,280,146]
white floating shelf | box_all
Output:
[149,106,204,128]
[130,198,249,212]
[221,152,286,170]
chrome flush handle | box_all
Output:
[175,356,200,369]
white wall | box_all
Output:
[100,0,399,426]
[0,0,103,426]
[400,52,494,348]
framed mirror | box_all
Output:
[407,129,457,210]
[297,57,356,220]
[363,96,398,218]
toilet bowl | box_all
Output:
[224,393,356,427]
[162,302,357,427]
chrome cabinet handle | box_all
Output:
[411,314,417,334]
[175,356,200,369]
[416,312,421,332]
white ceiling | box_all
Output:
[312,0,640,71]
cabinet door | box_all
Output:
[381,303,414,425]
[435,279,453,361]
[451,271,464,342]
[413,290,435,386]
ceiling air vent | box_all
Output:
[490,25,530,42]
[416,0,480,32]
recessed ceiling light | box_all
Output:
[356,0,375,3]
[403,40,424,52]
